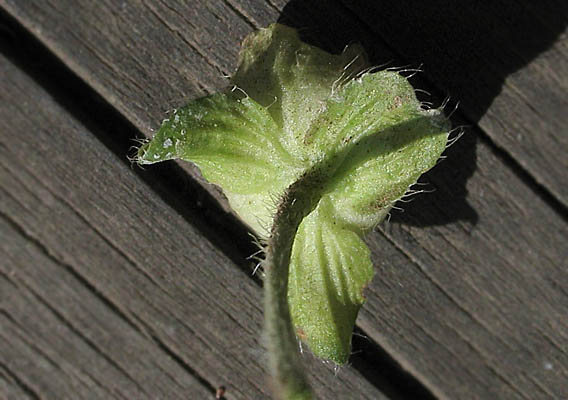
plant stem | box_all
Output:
[263,165,333,400]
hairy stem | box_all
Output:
[263,165,332,400]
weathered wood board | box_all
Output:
[1,0,567,399]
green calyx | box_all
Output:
[138,23,449,364]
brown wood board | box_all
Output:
[1,219,215,400]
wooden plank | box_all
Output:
[0,0,252,131]
[1,221,214,400]
[2,1,567,399]
[0,55,389,399]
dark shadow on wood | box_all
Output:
[349,327,437,400]
[280,0,568,124]
[389,131,479,228]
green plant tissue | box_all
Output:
[138,24,449,364]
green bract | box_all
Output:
[138,24,449,364]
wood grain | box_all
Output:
[1,1,567,399]
[1,218,215,400]
[0,55,389,399]
[0,359,36,400]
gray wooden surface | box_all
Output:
[1,1,567,399]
